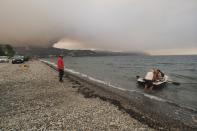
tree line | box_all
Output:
[0,44,15,57]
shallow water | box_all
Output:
[46,55,197,111]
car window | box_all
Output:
[13,56,23,59]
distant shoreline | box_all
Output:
[13,46,148,58]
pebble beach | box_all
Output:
[0,61,154,130]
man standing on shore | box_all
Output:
[57,55,64,82]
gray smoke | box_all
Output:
[0,0,197,53]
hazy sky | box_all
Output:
[0,0,197,55]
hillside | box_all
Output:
[14,46,147,57]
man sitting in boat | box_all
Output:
[144,69,165,90]
[144,69,156,90]
[155,69,165,81]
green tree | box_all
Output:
[0,45,5,55]
[5,44,15,57]
[0,44,15,57]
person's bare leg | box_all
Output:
[144,84,148,90]
[149,85,153,90]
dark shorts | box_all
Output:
[59,69,64,77]
[144,79,153,87]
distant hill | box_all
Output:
[14,46,68,57]
[14,46,148,57]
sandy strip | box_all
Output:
[0,61,154,130]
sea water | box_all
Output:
[46,55,197,111]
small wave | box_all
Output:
[158,62,176,65]
[118,66,133,69]
[143,94,167,102]
[133,91,197,113]
[182,68,196,72]
[171,73,197,80]
[126,89,168,103]
[166,101,197,113]
[126,89,197,112]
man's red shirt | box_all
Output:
[57,57,64,70]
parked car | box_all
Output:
[12,55,24,64]
[0,56,9,63]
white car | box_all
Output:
[0,56,9,63]
[12,55,24,64]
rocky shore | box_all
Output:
[0,61,154,130]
